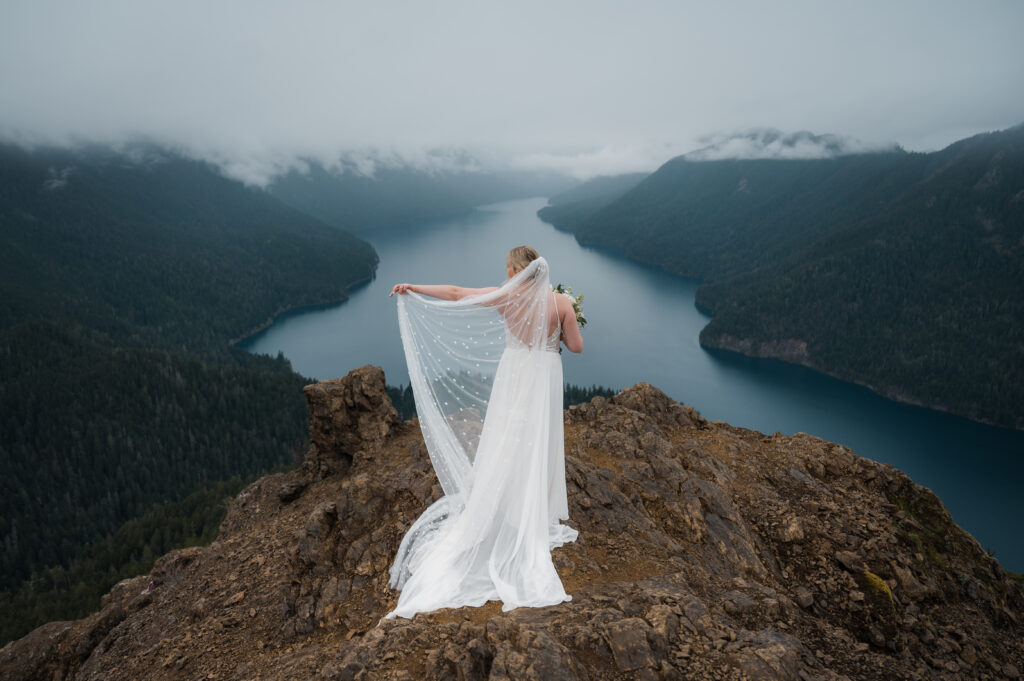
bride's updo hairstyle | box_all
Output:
[508,245,540,277]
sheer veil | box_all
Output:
[386,255,577,618]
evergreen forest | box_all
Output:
[0,142,378,644]
[539,124,1024,430]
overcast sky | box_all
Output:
[1,0,1022,184]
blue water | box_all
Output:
[241,197,1024,572]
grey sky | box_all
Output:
[1,0,1022,184]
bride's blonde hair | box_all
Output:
[507,245,540,274]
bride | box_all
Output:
[384,245,583,619]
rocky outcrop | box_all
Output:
[699,332,812,367]
[2,365,1022,681]
[302,365,399,478]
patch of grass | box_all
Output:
[864,570,895,607]
[857,570,901,644]
[887,489,953,569]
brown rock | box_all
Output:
[835,550,867,573]
[893,565,932,601]
[778,516,805,543]
[608,382,707,430]
[795,586,815,609]
[644,604,679,655]
[277,479,308,503]
[722,590,757,616]
[3,365,1023,681]
[603,618,655,671]
[725,629,816,681]
[302,364,398,478]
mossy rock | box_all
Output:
[849,569,901,649]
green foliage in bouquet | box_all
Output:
[553,283,587,328]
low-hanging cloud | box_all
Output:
[684,129,900,162]
[1,0,1022,184]
[42,166,75,191]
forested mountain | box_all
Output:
[0,321,309,589]
[386,382,617,421]
[268,160,574,233]
[0,143,378,357]
[537,172,648,235]
[539,124,1024,429]
[0,142,379,643]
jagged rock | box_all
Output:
[795,586,815,609]
[892,565,932,601]
[2,365,1022,681]
[644,604,679,656]
[603,617,656,671]
[722,590,757,616]
[302,364,398,478]
[834,550,867,573]
[778,516,805,543]
[278,479,308,503]
[723,628,818,681]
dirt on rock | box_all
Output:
[2,364,1022,681]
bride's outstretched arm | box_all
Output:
[389,283,499,301]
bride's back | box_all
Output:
[499,288,560,351]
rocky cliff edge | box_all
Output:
[2,365,1022,681]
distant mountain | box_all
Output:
[268,160,575,233]
[683,128,900,161]
[537,172,649,234]
[541,150,920,278]
[539,124,1024,429]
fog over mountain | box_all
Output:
[1,1,1022,184]
[684,129,901,162]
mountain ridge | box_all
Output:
[538,123,1024,430]
[267,160,575,234]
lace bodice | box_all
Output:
[545,322,561,352]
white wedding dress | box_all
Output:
[384,256,578,619]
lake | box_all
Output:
[241,197,1024,572]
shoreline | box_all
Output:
[700,331,1024,434]
[227,270,376,348]
[540,209,1021,435]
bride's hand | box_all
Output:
[390,283,414,297]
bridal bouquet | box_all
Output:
[553,283,587,328]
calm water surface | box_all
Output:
[242,198,1024,571]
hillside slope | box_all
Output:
[268,161,574,234]
[3,366,1020,680]
[695,127,1024,429]
[0,142,379,642]
[0,143,378,356]
[541,125,1024,429]
[537,172,649,234]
